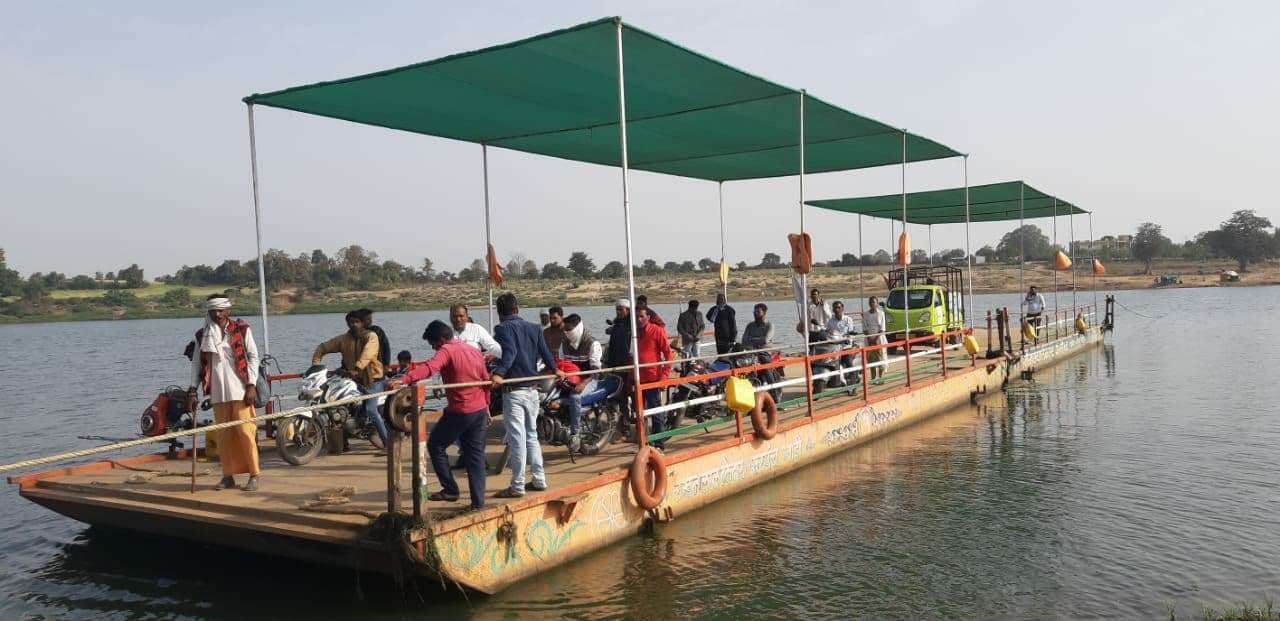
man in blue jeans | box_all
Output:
[388,320,490,510]
[490,293,564,498]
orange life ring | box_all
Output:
[629,445,668,510]
[749,392,779,440]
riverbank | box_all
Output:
[2,258,1274,324]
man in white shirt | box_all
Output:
[449,304,502,358]
[861,296,887,383]
[188,295,261,491]
[825,300,860,369]
[1021,286,1046,328]
[808,288,831,329]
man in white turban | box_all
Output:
[188,294,262,491]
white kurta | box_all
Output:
[861,310,887,345]
[456,321,502,357]
[190,321,260,404]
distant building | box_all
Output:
[1070,235,1131,259]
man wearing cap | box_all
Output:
[188,294,262,491]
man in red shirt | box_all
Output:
[388,320,490,510]
[635,307,673,449]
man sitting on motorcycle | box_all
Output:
[559,313,602,453]
[311,310,389,445]
[826,300,861,369]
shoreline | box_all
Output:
[0,271,1264,326]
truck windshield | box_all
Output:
[887,289,934,310]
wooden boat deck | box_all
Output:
[16,344,980,551]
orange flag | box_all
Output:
[486,244,503,286]
[897,232,911,266]
[1054,250,1073,271]
[1092,258,1106,276]
[788,233,813,274]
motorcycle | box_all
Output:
[726,344,784,404]
[536,373,624,457]
[809,329,860,393]
[669,357,732,429]
[275,365,388,466]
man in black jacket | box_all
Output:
[706,293,737,355]
[358,308,391,368]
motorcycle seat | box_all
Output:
[579,374,622,407]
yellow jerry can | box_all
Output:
[725,376,757,414]
[963,334,980,356]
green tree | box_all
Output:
[697,257,717,271]
[521,259,540,279]
[640,259,660,276]
[735,261,748,271]
[1202,210,1277,271]
[67,274,97,290]
[541,261,572,279]
[420,257,436,281]
[839,252,860,266]
[995,225,1051,262]
[1131,222,1172,275]
[662,261,681,273]
[599,261,626,278]
[567,251,596,278]
[872,249,891,265]
[910,249,929,264]
[759,252,782,268]
[117,263,146,288]
[159,287,193,307]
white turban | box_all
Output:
[615,298,631,308]
[205,296,231,310]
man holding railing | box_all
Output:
[490,293,564,499]
[387,320,489,510]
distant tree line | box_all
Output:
[3,210,1277,308]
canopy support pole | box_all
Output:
[482,144,494,330]
[613,19,645,447]
[858,213,865,303]
[246,104,270,354]
[1070,210,1078,311]
[799,90,814,417]
[1052,198,1059,332]
[1019,181,1025,350]
[1089,212,1097,316]
[719,181,727,300]
[963,155,974,331]
[927,224,933,266]
[900,131,910,386]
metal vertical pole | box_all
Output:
[1069,209,1077,312]
[1089,212,1097,317]
[858,213,865,302]
[927,224,933,266]
[1019,181,1026,350]
[901,130,910,386]
[246,104,270,354]
[614,19,646,447]
[799,90,814,416]
[963,156,974,331]
[482,144,495,330]
[1052,197,1059,336]
[719,181,727,300]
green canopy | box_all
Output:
[244,17,959,182]
[804,181,1086,225]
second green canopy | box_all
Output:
[805,181,1086,225]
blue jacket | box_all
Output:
[492,313,557,387]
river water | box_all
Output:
[1,286,1277,619]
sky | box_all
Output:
[2,1,1278,277]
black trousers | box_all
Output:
[428,409,488,509]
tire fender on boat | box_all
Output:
[630,445,668,510]
[749,392,779,440]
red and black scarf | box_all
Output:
[197,318,251,394]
